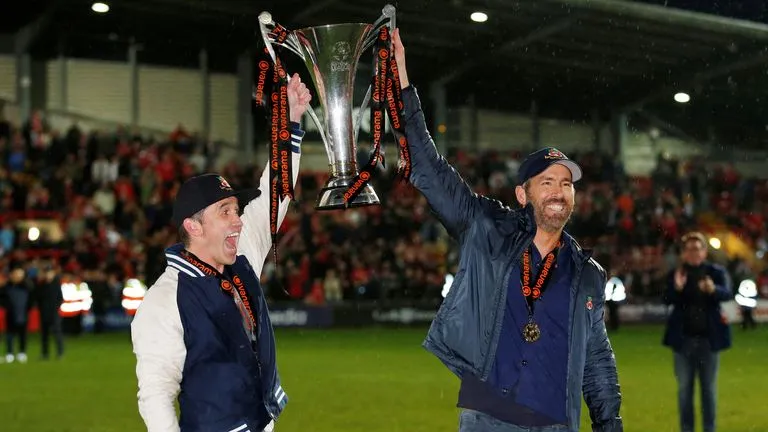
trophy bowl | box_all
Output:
[259,8,398,210]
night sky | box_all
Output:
[636,0,768,23]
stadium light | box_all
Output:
[60,282,93,316]
[605,276,627,302]
[91,2,110,13]
[735,279,758,308]
[470,12,488,23]
[442,274,454,298]
[674,92,690,103]
[709,237,721,250]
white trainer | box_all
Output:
[4,354,14,363]
[17,353,27,364]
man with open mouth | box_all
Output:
[130,74,311,432]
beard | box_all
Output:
[529,193,573,233]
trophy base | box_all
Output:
[315,176,380,210]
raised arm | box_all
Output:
[238,129,302,276]
[238,74,311,276]
[393,29,505,238]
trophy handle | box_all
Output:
[362,4,396,50]
[258,12,305,60]
[258,12,333,158]
[383,4,397,29]
[355,5,396,146]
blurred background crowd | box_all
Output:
[0,110,767,313]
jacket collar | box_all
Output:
[493,203,533,237]
[165,243,213,278]
[564,232,593,264]
[517,203,536,234]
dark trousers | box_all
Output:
[674,337,719,432]
[607,301,620,331]
[459,410,568,432]
[5,320,28,355]
[40,317,64,358]
[741,308,756,330]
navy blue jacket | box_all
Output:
[402,86,623,432]
[173,244,285,431]
[662,262,733,352]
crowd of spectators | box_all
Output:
[0,106,766,310]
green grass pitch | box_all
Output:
[0,325,765,431]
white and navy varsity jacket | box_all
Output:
[131,124,304,432]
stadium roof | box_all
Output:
[4,0,768,148]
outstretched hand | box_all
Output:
[287,73,311,123]
[391,28,410,89]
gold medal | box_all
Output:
[523,321,541,343]
[520,245,559,344]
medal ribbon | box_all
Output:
[256,23,295,269]
[520,244,560,316]
[341,25,412,205]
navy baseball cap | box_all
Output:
[172,174,260,227]
[517,147,582,184]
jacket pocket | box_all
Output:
[182,362,252,418]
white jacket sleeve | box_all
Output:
[238,127,303,276]
[131,271,186,432]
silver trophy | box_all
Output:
[258,5,397,210]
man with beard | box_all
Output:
[663,232,732,432]
[392,30,622,432]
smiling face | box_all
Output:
[515,163,575,233]
[183,196,242,271]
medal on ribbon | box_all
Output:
[520,243,559,343]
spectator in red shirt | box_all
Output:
[154,152,176,184]
[114,176,136,203]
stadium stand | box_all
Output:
[0,105,765,315]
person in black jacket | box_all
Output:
[663,232,733,432]
[35,264,64,360]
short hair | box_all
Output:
[681,231,707,248]
[178,209,205,247]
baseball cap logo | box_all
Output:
[218,176,233,191]
[544,148,566,160]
